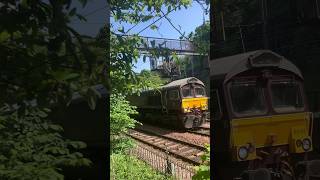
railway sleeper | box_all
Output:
[158,142,172,148]
[187,156,202,163]
[167,144,180,150]
[159,142,174,147]
[176,146,190,152]
[185,152,200,159]
[132,133,149,139]
[150,138,164,143]
[189,150,204,157]
[189,156,202,163]
[143,137,158,142]
[152,140,168,146]
[180,149,198,156]
[195,151,205,157]
[163,142,175,147]
[170,145,184,152]
[146,138,157,142]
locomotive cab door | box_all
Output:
[212,87,230,154]
[167,88,181,113]
[161,90,168,114]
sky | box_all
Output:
[111,1,209,73]
[68,1,209,73]
[69,0,108,37]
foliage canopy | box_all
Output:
[0,0,105,178]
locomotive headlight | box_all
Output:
[302,138,311,151]
[238,146,249,160]
[183,108,190,113]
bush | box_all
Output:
[192,144,210,180]
[0,107,90,180]
[110,94,138,136]
[110,153,172,180]
[110,94,140,153]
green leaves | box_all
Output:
[142,15,154,22]
[0,107,91,180]
[110,0,192,24]
[110,34,143,94]
[150,24,158,31]
[118,26,125,33]
[188,21,210,55]
[192,165,210,180]
[69,7,77,16]
[111,153,172,180]
[86,86,102,110]
[192,144,210,180]
[76,14,87,22]
[110,94,138,135]
[0,1,105,179]
[110,94,140,153]
[0,31,10,43]
[51,71,80,82]
[134,70,165,92]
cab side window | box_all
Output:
[168,89,180,100]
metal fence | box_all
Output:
[128,142,196,180]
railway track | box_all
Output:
[127,129,206,165]
[187,127,210,137]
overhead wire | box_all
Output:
[136,8,175,35]
[124,10,156,35]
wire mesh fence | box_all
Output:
[128,142,196,180]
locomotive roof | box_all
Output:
[209,50,303,82]
[161,77,204,89]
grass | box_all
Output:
[110,153,173,180]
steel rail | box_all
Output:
[187,128,210,137]
[127,129,206,165]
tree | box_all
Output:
[0,107,90,179]
[136,70,166,91]
[110,94,138,153]
[189,21,210,55]
[0,0,104,178]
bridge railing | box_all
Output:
[139,36,195,52]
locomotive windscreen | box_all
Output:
[182,85,193,98]
[181,84,206,98]
[195,85,206,97]
[270,81,304,113]
[229,82,267,116]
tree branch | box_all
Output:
[137,9,174,35]
[160,9,208,54]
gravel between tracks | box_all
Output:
[200,122,210,128]
[135,124,210,146]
